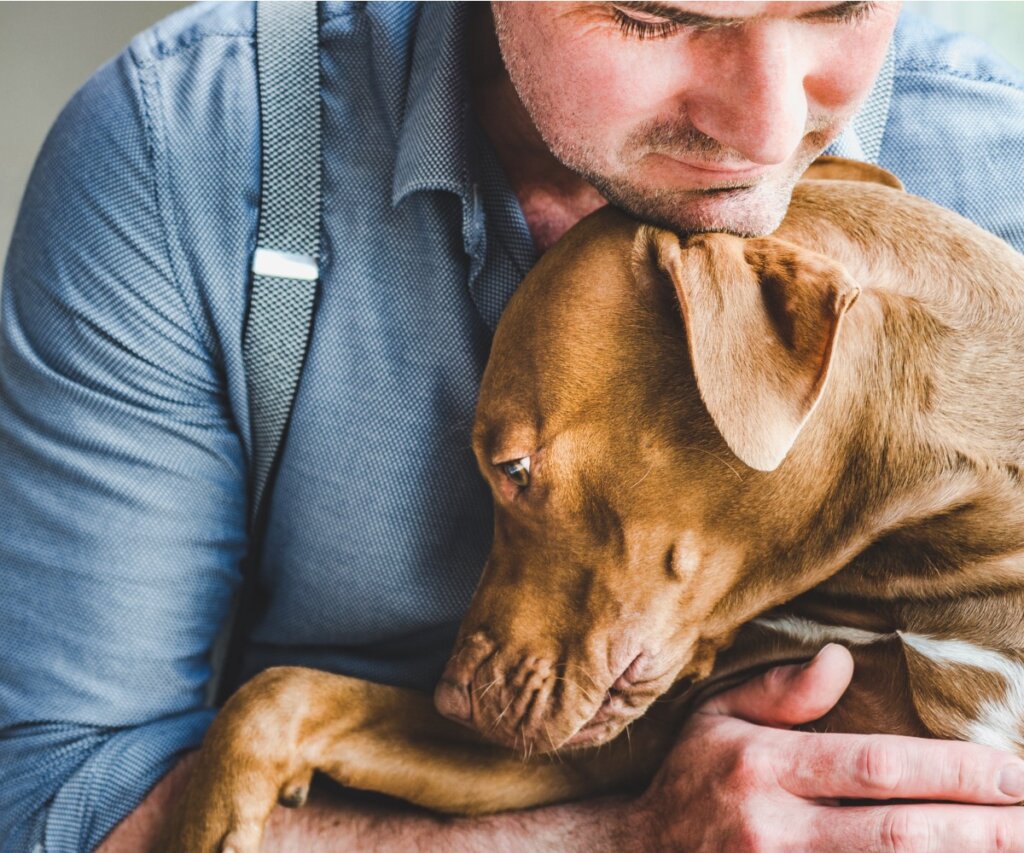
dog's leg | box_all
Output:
[157,667,667,853]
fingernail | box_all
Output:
[999,764,1024,798]
[801,644,832,670]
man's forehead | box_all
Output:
[613,0,877,26]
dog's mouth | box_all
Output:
[436,633,684,754]
[562,690,642,748]
[562,653,674,748]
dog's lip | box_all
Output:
[560,653,667,748]
[562,689,639,747]
[563,717,615,747]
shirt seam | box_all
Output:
[128,48,221,362]
[140,31,252,66]
[895,60,1024,92]
[129,6,357,68]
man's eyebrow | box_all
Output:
[612,1,874,28]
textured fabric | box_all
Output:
[851,41,895,163]
[1,3,1023,851]
[246,1,322,516]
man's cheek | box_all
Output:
[553,50,674,121]
[807,18,900,111]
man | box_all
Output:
[2,2,1024,850]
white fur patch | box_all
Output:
[754,616,1024,753]
[752,614,892,647]
[899,632,1024,754]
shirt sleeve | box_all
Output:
[883,16,1024,254]
[0,43,248,853]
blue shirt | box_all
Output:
[1,3,1023,850]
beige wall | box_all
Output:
[0,2,187,274]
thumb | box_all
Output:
[699,643,854,728]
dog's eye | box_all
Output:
[499,457,531,488]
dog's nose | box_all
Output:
[433,630,497,725]
[434,677,472,722]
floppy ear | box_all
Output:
[801,155,904,190]
[645,228,860,472]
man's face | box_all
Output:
[491,1,900,236]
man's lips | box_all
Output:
[644,153,774,189]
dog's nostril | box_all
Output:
[612,651,647,692]
[664,544,677,580]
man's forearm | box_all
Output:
[270,781,635,852]
[97,751,638,853]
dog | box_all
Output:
[158,158,1024,851]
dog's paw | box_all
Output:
[277,768,314,808]
[159,668,344,851]
[156,770,282,853]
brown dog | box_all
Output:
[159,159,1024,851]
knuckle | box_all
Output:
[725,741,776,791]
[855,740,906,795]
[950,751,986,798]
[730,813,773,853]
[879,809,931,853]
[992,817,1020,852]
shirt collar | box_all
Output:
[391,2,472,208]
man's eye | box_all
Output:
[611,7,682,40]
[823,2,878,26]
[499,457,531,488]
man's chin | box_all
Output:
[601,180,795,238]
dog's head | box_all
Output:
[435,200,864,753]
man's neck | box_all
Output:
[467,6,607,255]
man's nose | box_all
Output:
[685,25,810,166]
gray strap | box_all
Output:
[207,1,321,707]
[245,0,322,527]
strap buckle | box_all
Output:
[251,247,319,281]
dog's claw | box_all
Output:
[278,769,313,808]
[278,787,306,808]
[278,784,308,808]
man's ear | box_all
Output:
[801,156,904,190]
[643,228,861,472]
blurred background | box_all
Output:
[2,2,1024,274]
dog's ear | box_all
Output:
[645,228,860,472]
[801,156,904,190]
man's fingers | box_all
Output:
[782,731,1024,804]
[700,643,854,727]
[809,803,1024,853]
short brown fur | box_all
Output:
[158,161,1024,852]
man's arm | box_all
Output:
[97,750,635,852]
[100,646,1024,852]
[0,40,245,851]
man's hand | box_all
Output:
[629,644,1024,851]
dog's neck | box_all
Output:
[699,273,1024,652]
